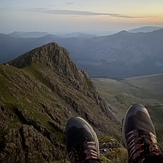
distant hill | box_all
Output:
[93,73,163,143]
[0,43,120,163]
[8,31,50,38]
[58,32,96,38]
[128,26,163,33]
[1,29,163,78]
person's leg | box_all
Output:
[122,104,163,163]
[65,117,100,163]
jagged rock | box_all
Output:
[0,125,64,163]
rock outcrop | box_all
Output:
[0,43,120,163]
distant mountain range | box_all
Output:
[1,26,163,78]
[8,31,50,38]
[128,26,163,33]
[7,26,162,38]
[8,31,96,38]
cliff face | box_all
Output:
[0,43,119,163]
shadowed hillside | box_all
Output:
[0,43,120,163]
[1,29,163,78]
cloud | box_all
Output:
[35,9,149,19]
[13,8,151,19]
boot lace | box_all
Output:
[126,129,163,163]
[68,138,99,163]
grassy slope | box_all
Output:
[93,74,163,143]
[2,61,163,162]
[0,64,66,138]
[0,62,124,162]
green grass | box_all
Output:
[101,148,128,163]
[126,74,163,101]
[0,64,65,135]
[93,74,163,143]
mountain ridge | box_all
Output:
[1,29,163,78]
[0,42,120,162]
[8,31,50,38]
[128,26,163,33]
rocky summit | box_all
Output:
[0,43,120,163]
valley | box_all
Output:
[93,74,163,143]
[1,28,163,78]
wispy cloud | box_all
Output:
[35,9,150,19]
[9,8,151,19]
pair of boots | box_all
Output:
[65,104,163,163]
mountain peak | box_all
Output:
[9,42,64,67]
[128,26,163,33]
[9,42,81,78]
[116,30,128,35]
[9,42,93,92]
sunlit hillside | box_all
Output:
[93,73,163,143]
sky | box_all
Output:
[1,0,163,34]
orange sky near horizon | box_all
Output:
[1,0,163,34]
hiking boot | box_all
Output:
[122,104,163,163]
[65,117,100,163]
